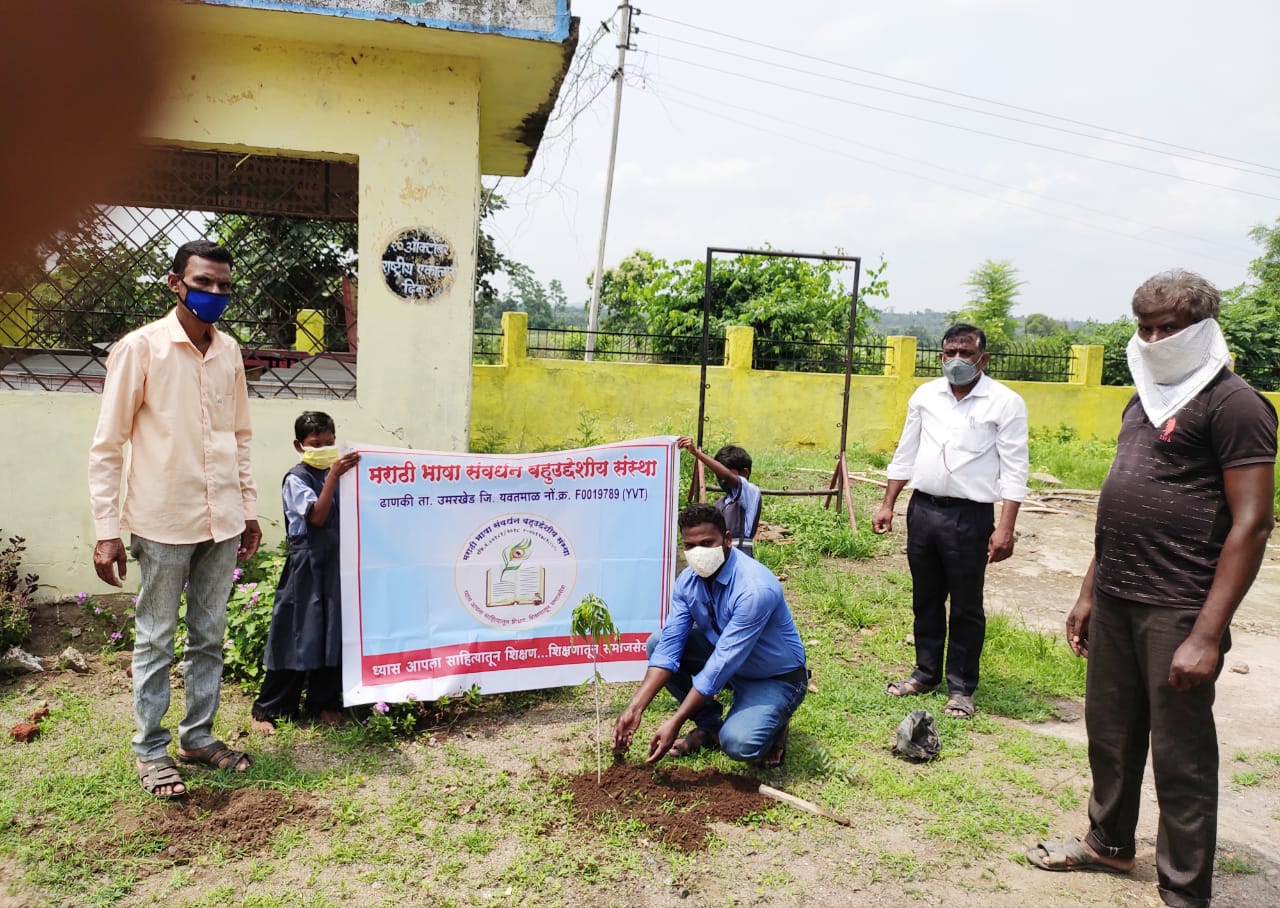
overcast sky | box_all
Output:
[487,0,1280,324]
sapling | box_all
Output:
[570,593,619,783]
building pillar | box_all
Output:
[1069,344,1104,386]
[884,335,917,378]
[0,293,31,345]
[502,310,528,366]
[295,308,325,353]
[724,325,754,370]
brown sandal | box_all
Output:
[178,740,252,772]
[886,677,936,697]
[944,694,976,719]
[137,756,186,799]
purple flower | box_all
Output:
[374,701,390,714]
[250,592,261,606]
[232,567,244,581]
[93,606,103,615]
[75,592,88,605]
[110,631,122,642]
[131,596,138,605]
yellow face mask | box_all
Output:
[300,445,341,470]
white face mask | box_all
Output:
[1125,316,1231,426]
[1129,317,1220,385]
[685,544,727,578]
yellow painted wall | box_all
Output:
[472,316,1162,454]
[7,20,489,597]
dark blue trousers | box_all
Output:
[904,493,993,696]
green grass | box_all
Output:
[0,445,1110,905]
[1027,425,1116,489]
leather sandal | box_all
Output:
[178,740,252,772]
[137,756,186,799]
[886,677,936,697]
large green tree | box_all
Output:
[956,259,1023,348]
[474,189,515,330]
[591,249,890,367]
[1220,218,1280,390]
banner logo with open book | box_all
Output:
[455,515,577,630]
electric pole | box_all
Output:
[584,0,635,361]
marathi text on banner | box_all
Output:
[339,438,679,704]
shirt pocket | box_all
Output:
[953,420,996,455]
[205,365,237,433]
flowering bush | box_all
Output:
[170,541,286,692]
[355,686,486,743]
[76,591,134,651]
[1,533,39,648]
[218,542,285,692]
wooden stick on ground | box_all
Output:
[758,784,852,827]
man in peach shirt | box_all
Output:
[89,239,260,798]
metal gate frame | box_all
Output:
[691,246,864,526]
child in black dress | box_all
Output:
[251,411,360,734]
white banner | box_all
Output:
[339,438,678,704]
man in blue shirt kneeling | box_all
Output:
[612,503,808,767]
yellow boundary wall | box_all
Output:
[473,313,1171,452]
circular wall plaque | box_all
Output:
[381,228,456,301]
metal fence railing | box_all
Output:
[525,328,726,365]
[916,341,1073,382]
[473,331,502,365]
[754,337,891,374]
[0,147,359,399]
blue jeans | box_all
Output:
[646,631,807,763]
[130,535,239,761]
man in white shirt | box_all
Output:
[872,324,1029,719]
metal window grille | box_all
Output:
[526,328,726,365]
[0,147,358,398]
[753,336,891,374]
[916,341,1072,382]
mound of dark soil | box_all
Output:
[101,788,323,867]
[566,762,768,851]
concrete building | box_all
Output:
[1,0,577,595]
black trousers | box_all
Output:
[1084,589,1226,908]
[251,666,343,723]
[904,494,993,696]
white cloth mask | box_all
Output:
[1127,318,1231,426]
[685,545,727,578]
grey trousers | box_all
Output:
[130,535,239,761]
[1084,588,1227,908]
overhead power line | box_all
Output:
[637,49,1280,205]
[642,11,1280,176]
[641,30,1280,183]
[638,85,1244,268]
[651,81,1251,257]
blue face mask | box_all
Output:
[181,282,231,324]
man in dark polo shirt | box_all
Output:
[1028,270,1276,908]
